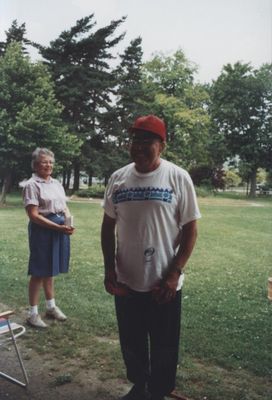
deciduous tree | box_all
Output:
[210,62,272,197]
[0,43,80,204]
[141,50,211,169]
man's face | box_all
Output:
[129,131,165,173]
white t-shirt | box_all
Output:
[23,174,67,216]
[103,159,201,292]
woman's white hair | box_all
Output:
[31,147,55,170]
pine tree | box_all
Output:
[0,20,31,56]
[115,37,145,140]
[34,15,126,190]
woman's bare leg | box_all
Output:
[29,276,43,306]
[27,276,48,327]
[43,277,54,300]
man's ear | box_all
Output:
[160,141,166,153]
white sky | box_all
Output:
[0,0,271,83]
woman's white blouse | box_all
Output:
[23,174,67,216]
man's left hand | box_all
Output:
[151,270,180,304]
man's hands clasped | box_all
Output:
[104,267,181,303]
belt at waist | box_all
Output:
[45,212,65,217]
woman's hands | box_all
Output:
[26,205,75,234]
[59,225,75,235]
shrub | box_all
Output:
[190,165,226,190]
[224,170,241,188]
[75,185,105,198]
[195,185,214,197]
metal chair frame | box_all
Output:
[0,310,29,387]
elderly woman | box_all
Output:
[23,147,75,328]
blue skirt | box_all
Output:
[28,214,70,277]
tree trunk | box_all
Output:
[62,170,67,188]
[0,171,12,205]
[248,169,257,198]
[66,169,71,190]
[88,175,92,186]
[73,162,80,192]
[63,169,71,190]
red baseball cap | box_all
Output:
[129,115,167,141]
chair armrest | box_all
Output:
[0,310,15,319]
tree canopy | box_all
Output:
[0,20,31,56]
[0,42,81,203]
[1,18,272,197]
[34,14,127,190]
[141,50,211,169]
[210,62,272,196]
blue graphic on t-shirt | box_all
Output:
[113,187,173,204]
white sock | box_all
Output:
[46,298,56,310]
[29,305,38,316]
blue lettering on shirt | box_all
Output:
[113,187,173,204]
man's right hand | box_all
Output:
[104,269,130,296]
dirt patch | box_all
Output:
[2,306,271,400]
[0,306,129,400]
[0,344,130,400]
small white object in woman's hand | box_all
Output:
[65,215,74,227]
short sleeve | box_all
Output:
[22,182,39,208]
[178,171,201,227]
[102,175,117,219]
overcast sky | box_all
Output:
[0,0,271,83]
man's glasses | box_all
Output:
[129,137,161,146]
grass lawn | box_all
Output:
[0,193,271,399]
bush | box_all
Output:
[195,185,214,197]
[76,185,213,199]
[190,165,226,190]
[75,185,105,198]
[224,170,241,188]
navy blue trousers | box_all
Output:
[115,290,182,397]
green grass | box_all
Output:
[0,194,272,399]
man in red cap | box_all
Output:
[101,115,201,400]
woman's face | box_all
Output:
[35,154,54,180]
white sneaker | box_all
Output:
[27,314,47,328]
[46,306,67,321]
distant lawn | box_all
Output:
[0,194,271,400]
